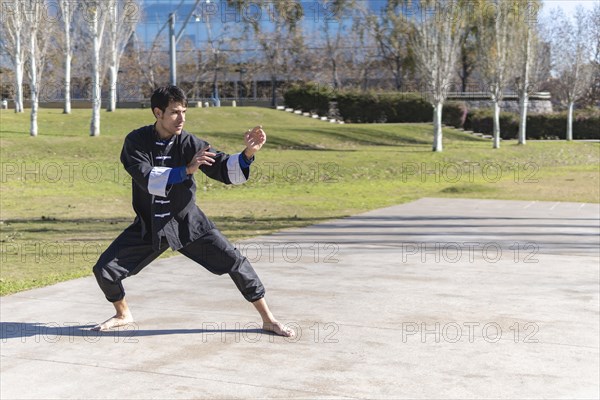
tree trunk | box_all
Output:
[14,39,24,113]
[332,58,340,89]
[63,1,72,114]
[107,2,118,112]
[107,64,117,111]
[518,26,531,145]
[64,51,71,114]
[518,92,528,145]
[432,102,443,152]
[493,100,501,149]
[29,34,38,137]
[90,27,101,136]
[566,101,574,141]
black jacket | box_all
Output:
[120,124,250,250]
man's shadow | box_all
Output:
[0,321,279,341]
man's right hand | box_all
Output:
[186,146,216,175]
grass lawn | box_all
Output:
[1,106,599,295]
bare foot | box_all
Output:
[91,314,134,331]
[263,321,296,337]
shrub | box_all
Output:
[336,91,383,122]
[464,109,519,139]
[465,108,599,140]
[283,83,333,116]
[442,102,468,129]
[337,91,467,126]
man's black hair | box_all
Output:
[150,85,188,115]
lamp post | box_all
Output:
[168,0,204,86]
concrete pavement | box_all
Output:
[1,198,599,399]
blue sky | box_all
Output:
[541,0,598,17]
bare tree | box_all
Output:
[578,2,600,108]
[475,0,519,149]
[458,24,477,93]
[82,0,108,136]
[23,0,53,136]
[59,0,79,114]
[408,0,467,152]
[548,6,594,141]
[368,0,413,91]
[317,0,362,90]
[244,0,305,107]
[348,9,380,91]
[513,0,547,145]
[202,6,232,106]
[0,0,25,112]
[105,0,139,111]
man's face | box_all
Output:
[154,101,186,137]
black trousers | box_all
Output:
[92,225,265,303]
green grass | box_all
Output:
[1,107,599,295]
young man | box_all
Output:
[92,86,294,337]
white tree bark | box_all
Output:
[433,102,443,152]
[408,0,466,152]
[105,0,139,111]
[107,1,118,111]
[518,90,529,145]
[492,99,501,149]
[14,40,24,113]
[475,0,518,149]
[566,102,574,141]
[23,0,50,136]
[59,0,76,114]
[0,0,25,112]
[29,30,38,136]
[64,51,72,114]
[86,1,108,136]
[517,22,532,145]
[549,7,594,141]
[91,20,102,136]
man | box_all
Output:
[92,85,294,337]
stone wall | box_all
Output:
[462,99,553,114]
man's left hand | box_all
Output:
[244,126,267,159]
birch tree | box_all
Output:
[82,0,108,136]
[0,0,25,112]
[549,7,594,141]
[475,0,518,149]
[513,0,547,145]
[23,0,52,136]
[408,0,467,152]
[58,0,79,114]
[105,0,139,112]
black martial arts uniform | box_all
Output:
[93,124,265,303]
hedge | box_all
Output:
[283,83,333,116]
[336,91,467,126]
[283,86,598,140]
[465,108,600,140]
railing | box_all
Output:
[446,92,552,100]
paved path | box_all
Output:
[1,198,599,399]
